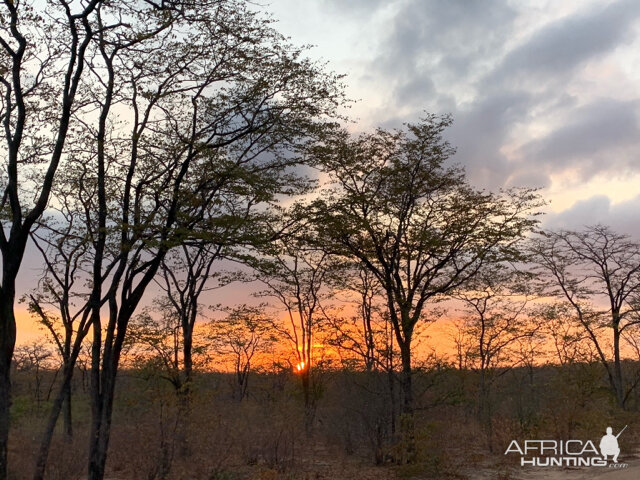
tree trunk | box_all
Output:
[613,325,625,409]
[87,308,119,480]
[0,289,16,480]
[388,369,396,436]
[0,358,11,480]
[87,369,117,480]
[398,342,416,464]
[301,369,315,434]
[33,362,76,480]
[175,382,191,458]
[175,321,194,456]
[183,321,193,397]
[63,378,73,439]
[478,370,493,452]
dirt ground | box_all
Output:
[518,465,640,480]
[515,450,640,480]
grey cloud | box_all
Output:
[518,98,640,179]
[394,76,436,106]
[505,169,548,190]
[486,0,640,89]
[365,0,640,194]
[378,0,517,82]
[319,0,387,16]
[544,194,640,238]
[446,91,534,189]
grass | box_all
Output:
[6,362,640,479]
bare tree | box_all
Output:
[326,264,393,372]
[324,263,401,461]
[536,302,596,366]
[452,267,538,452]
[208,305,277,401]
[531,225,640,409]
[25,192,95,442]
[13,341,56,414]
[156,245,222,403]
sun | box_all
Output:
[294,361,306,373]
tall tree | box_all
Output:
[3,1,342,478]
[255,234,336,432]
[0,1,105,477]
[531,225,640,409]
[324,263,400,448]
[27,197,93,443]
[70,2,344,478]
[309,115,541,461]
[326,264,391,372]
[153,127,306,413]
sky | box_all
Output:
[268,0,640,237]
[15,0,640,349]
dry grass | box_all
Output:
[6,364,640,479]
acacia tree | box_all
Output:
[531,225,640,409]
[153,244,222,405]
[309,115,541,460]
[452,266,538,452]
[64,2,343,479]
[208,305,277,401]
[325,263,401,456]
[12,341,56,414]
[153,132,305,411]
[27,201,92,441]
[326,264,392,372]
[255,233,337,432]
[0,2,106,476]
[14,3,204,478]
[537,302,595,365]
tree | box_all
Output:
[452,266,538,451]
[25,180,98,446]
[324,262,401,459]
[531,225,640,409]
[309,115,541,461]
[127,296,212,468]
[0,2,105,476]
[255,233,337,432]
[67,2,344,478]
[13,341,56,414]
[154,129,300,411]
[326,264,393,372]
[2,1,343,478]
[208,305,277,401]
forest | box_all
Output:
[1,1,640,480]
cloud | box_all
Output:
[270,0,640,234]
[446,91,534,189]
[484,0,640,89]
[363,0,640,192]
[544,194,640,238]
[517,98,640,179]
[376,0,518,100]
[319,0,387,16]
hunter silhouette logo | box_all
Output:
[600,425,626,463]
[505,425,629,468]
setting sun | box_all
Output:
[294,361,306,373]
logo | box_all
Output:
[505,426,628,469]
